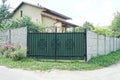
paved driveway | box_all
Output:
[0,63,120,80]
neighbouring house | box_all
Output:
[12,2,79,32]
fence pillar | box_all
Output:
[104,36,106,54]
[97,33,99,55]
[8,30,11,44]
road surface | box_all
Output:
[0,63,120,80]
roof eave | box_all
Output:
[56,19,79,27]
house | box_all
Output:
[12,2,79,32]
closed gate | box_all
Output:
[27,32,86,60]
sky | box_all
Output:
[1,0,120,27]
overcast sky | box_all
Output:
[1,0,120,27]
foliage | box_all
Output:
[71,22,113,37]
[72,27,85,32]
[0,0,12,29]
[92,26,113,36]
[0,41,15,57]
[89,50,120,67]
[0,49,120,70]
[10,49,26,61]
[110,12,120,37]
[1,16,45,32]
[82,21,94,30]
[0,41,26,60]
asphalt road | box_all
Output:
[0,62,120,80]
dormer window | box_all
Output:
[20,10,23,17]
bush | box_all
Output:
[0,42,26,60]
[0,41,14,57]
[3,50,11,58]
[10,49,26,61]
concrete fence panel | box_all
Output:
[106,37,110,54]
[117,38,120,49]
[98,35,105,55]
[0,27,27,48]
[87,31,98,60]
[11,27,27,48]
[87,30,120,61]
[114,38,116,51]
[111,37,114,51]
[0,30,10,47]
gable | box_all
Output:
[12,3,67,24]
[13,2,71,20]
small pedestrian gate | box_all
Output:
[27,32,87,60]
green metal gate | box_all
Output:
[27,32,86,60]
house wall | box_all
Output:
[55,22,63,32]
[12,4,43,24]
[42,16,63,32]
[42,16,56,27]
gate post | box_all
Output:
[84,29,87,62]
[27,26,29,57]
[55,26,57,60]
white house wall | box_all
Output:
[12,4,43,24]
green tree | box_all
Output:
[110,12,120,37]
[92,26,113,36]
[82,21,94,30]
[72,27,85,32]
[0,0,11,29]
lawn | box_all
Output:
[0,50,120,71]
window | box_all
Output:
[20,10,23,17]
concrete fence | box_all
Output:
[87,30,120,61]
[0,27,27,48]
